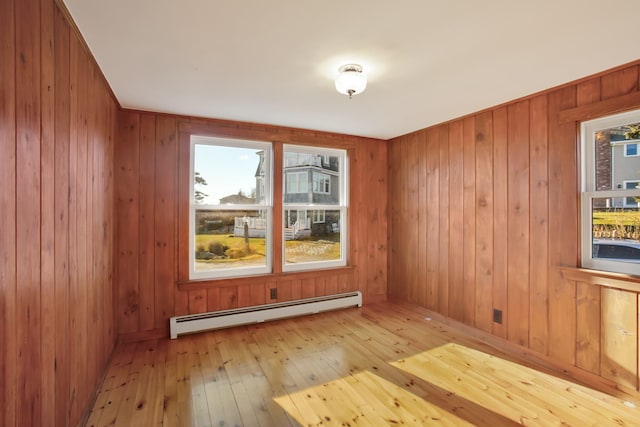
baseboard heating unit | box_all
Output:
[169,291,362,339]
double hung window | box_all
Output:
[580,110,640,275]
[283,145,348,271]
[189,136,272,279]
[189,137,348,279]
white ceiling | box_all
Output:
[63,0,640,140]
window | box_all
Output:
[313,172,330,194]
[286,171,309,194]
[312,210,325,223]
[283,145,348,271]
[624,181,640,207]
[580,110,640,275]
[189,136,272,279]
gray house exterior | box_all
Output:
[610,137,640,207]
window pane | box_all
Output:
[591,199,640,263]
[286,171,308,194]
[283,150,341,205]
[594,123,640,192]
[194,144,266,205]
[194,209,268,272]
[284,209,342,264]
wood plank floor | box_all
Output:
[86,302,639,426]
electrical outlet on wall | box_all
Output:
[493,308,503,324]
[270,288,277,300]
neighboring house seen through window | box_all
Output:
[283,145,347,271]
[580,110,640,275]
[189,136,273,279]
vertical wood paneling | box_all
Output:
[425,127,440,311]
[417,132,428,307]
[529,95,549,354]
[1,1,118,425]
[67,31,81,424]
[325,275,338,297]
[474,111,493,333]
[139,114,157,330]
[155,117,179,322]
[40,0,56,423]
[0,0,17,425]
[601,289,638,390]
[357,138,387,300]
[406,134,420,302]
[576,282,600,374]
[398,133,409,300]
[315,276,326,296]
[547,86,578,365]
[117,112,141,334]
[15,0,42,424]
[74,31,90,424]
[220,287,238,310]
[206,287,221,311]
[388,138,401,298]
[492,107,508,339]
[448,120,464,321]
[601,66,639,99]
[507,100,530,347]
[462,116,476,325]
[53,7,70,425]
[437,125,450,316]
[188,290,207,314]
[302,278,315,298]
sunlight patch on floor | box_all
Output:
[391,342,638,426]
[274,370,471,426]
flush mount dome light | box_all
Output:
[335,64,367,98]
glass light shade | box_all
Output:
[335,65,367,97]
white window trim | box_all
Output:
[282,144,348,272]
[624,142,639,157]
[286,171,308,194]
[313,210,325,223]
[189,136,273,279]
[312,172,331,194]
[580,110,640,276]
[622,180,640,207]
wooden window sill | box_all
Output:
[177,265,355,291]
[560,267,640,292]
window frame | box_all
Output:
[188,135,273,280]
[623,180,640,207]
[282,144,348,272]
[312,210,325,224]
[580,110,640,275]
[312,172,331,194]
[286,171,309,194]
[624,142,638,157]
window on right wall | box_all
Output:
[580,110,640,275]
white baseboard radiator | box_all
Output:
[169,291,362,339]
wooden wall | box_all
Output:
[388,60,640,391]
[0,1,118,426]
[115,112,388,339]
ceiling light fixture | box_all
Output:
[335,64,367,98]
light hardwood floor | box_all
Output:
[86,302,639,426]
